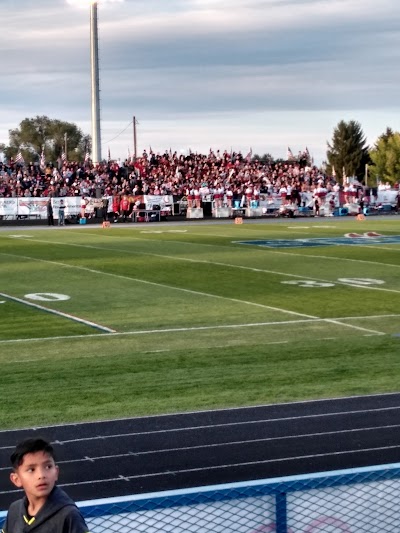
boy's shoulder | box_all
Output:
[5,495,26,517]
[2,497,28,533]
[4,487,90,533]
[47,487,90,531]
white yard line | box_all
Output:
[0,319,324,345]
[0,312,394,347]
[4,236,400,295]
[0,292,115,333]
[0,251,320,319]
[3,229,396,338]
[350,244,400,252]
[259,249,400,269]
[1,249,386,337]
[320,319,384,336]
[53,229,400,268]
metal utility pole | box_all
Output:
[90,1,102,163]
[133,116,137,161]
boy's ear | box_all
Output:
[10,472,22,488]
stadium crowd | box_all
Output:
[0,149,398,211]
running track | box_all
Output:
[1,393,400,510]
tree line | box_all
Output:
[0,116,90,166]
[1,116,399,185]
[253,120,398,185]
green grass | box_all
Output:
[0,218,399,429]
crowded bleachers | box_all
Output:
[0,149,399,219]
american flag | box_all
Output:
[15,151,24,165]
[84,151,90,163]
[245,148,252,162]
[287,147,294,160]
[61,151,67,163]
[40,149,46,170]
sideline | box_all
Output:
[0,313,394,347]
[4,234,400,294]
[0,251,385,337]
[0,292,116,333]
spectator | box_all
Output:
[58,199,65,226]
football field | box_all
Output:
[1,217,399,429]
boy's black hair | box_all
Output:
[10,438,55,469]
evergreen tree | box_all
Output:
[326,120,369,182]
[369,128,400,185]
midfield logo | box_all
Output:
[234,233,400,248]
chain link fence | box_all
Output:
[76,463,400,533]
[1,463,399,531]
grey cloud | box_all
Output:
[1,0,399,158]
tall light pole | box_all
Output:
[90,1,102,163]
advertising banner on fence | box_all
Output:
[0,195,175,219]
[0,198,17,216]
[18,198,48,217]
[377,189,398,205]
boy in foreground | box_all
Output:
[1,437,90,533]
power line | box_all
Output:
[102,120,134,146]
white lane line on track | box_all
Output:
[1,442,397,493]
[0,292,115,333]
[47,424,400,463]
[1,423,399,472]
[0,391,398,434]
[1,405,399,451]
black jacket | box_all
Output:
[2,486,89,533]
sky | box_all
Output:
[1,0,399,165]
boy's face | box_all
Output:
[10,451,59,501]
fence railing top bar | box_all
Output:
[77,462,400,515]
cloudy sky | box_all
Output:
[1,0,399,164]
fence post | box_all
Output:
[276,491,287,533]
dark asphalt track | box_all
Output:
[1,393,400,511]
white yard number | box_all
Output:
[25,293,70,302]
[281,278,384,289]
[282,280,335,288]
[337,278,385,286]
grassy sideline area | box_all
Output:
[0,217,399,429]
